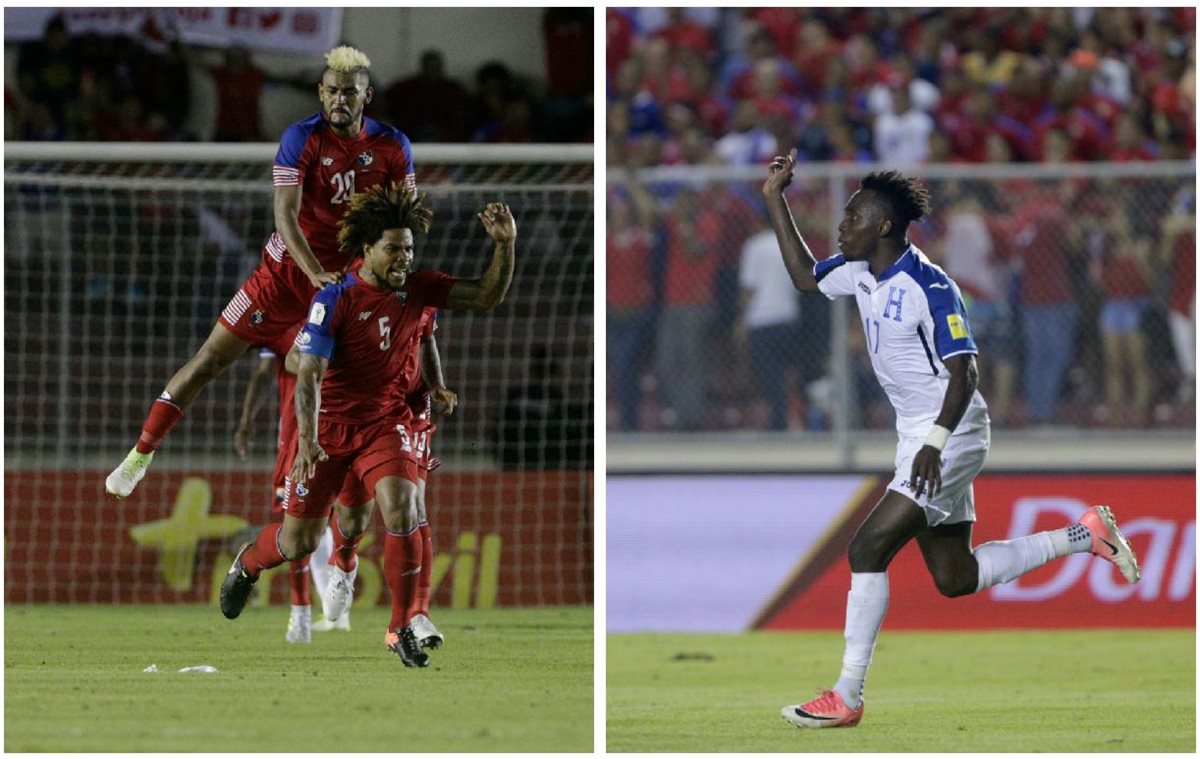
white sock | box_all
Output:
[309,527,334,599]
[974,524,1089,592]
[833,572,889,709]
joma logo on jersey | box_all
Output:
[882,286,906,322]
[857,282,872,294]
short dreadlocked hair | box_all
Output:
[860,170,932,235]
[337,183,433,256]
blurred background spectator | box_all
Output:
[6,8,592,143]
[383,49,470,142]
[607,7,1195,433]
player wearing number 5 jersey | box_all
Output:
[106,45,416,499]
[762,151,1141,729]
[219,185,516,668]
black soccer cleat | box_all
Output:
[219,543,258,620]
[385,625,430,668]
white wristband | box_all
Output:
[923,424,952,451]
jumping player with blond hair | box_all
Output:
[107,45,417,498]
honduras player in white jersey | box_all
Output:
[762,150,1142,730]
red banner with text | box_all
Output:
[5,468,592,607]
[761,474,1194,630]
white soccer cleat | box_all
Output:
[1079,505,1141,584]
[285,605,311,644]
[105,447,154,498]
[312,610,351,632]
[411,613,444,649]
[322,565,357,622]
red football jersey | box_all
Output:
[297,270,454,424]
[271,113,416,273]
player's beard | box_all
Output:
[328,107,353,127]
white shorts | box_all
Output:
[887,426,990,526]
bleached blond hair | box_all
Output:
[324,46,371,75]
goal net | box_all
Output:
[606,161,1195,443]
[4,142,594,608]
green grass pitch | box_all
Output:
[607,629,1194,752]
[6,604,593,752]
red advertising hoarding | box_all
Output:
[5,468,592,607]
[760,474,1194,630]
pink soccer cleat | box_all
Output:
[1079,505,1141,584]
[781,690,864,729]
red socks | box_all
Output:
[136,395,183,454]
[239,523,286,578]
[288,556,311,606]
[384,527,422,631]
[330,512,363,572]
[414,522,433,617]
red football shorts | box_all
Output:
[280,418,424,519]
[333,423,436,509]
[218,247,315,356]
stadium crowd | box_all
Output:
[608,7,1194,166]
[7,10,591,143]
[607,7,1195,433]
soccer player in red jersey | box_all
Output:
[220,185,516,667]
[106,45,417,498]
[234,309,453,645]
[314,307,455,647]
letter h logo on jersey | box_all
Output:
[882,286,906,322]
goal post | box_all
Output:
[4,141,594,607]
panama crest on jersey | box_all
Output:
[250,309,265,326]
[357,150,374,166]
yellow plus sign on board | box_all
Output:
[129,477,248,591]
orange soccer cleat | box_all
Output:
[1079,505,1141,584]
[781,690,864,729]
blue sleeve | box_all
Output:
[396,129,414,177]
[274,119,314,169]
[927,280,978,359]
[389,127,415,189]
[296,284,343,360]
[813,254,847,283]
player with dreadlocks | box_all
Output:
[219,183,516,667]
[762,150,1141,728]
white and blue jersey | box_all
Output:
[814,244,989,438]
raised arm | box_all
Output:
[273,185,342,289]
[762,149,820,293]
[290,351,330,481]
[421,332,458,418]
[910,353,979,498]
[233,354,276,458]
[444,202,517,311]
